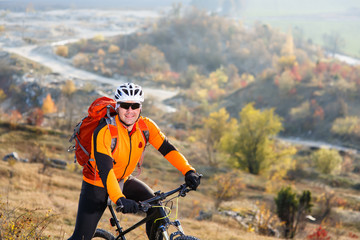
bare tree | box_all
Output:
[323,31,345,56]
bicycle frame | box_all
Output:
[105,184,190,240]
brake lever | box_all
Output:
[139,201,152,212]
[115,205,124,213]
[182,173,203,196]
[179,184,190,197]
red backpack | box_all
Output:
[69,96,149,167]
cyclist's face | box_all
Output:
[117,101,141,129]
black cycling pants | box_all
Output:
[68,176,156,240]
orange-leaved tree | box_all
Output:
[42,93,57,114]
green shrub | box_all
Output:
[275,186,312,238]
[311,148,342,174]
[331,116,360,137]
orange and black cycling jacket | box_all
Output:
[84,116,195,204]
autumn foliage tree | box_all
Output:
[0,88,6,102]
[55,45,69,57]
[26,108,44,126]
[42,93,57,114]
[9,110,22,125]
[108,44,120,53]
[212,170,245,209]
[128,44,170,74]
[72,53,89,68]
[220,103,284,174]
[331,116,360,139]
[62,80,76,97]
[311,149,342,175]
[198,108,237,166]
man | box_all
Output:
[68,83,201,240]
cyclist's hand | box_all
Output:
[116,197,139,214]
[185,170,201,190]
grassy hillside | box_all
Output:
[0,160,284,240]
[1,123,360,239]
[0,123,280,240]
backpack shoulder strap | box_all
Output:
[135,118,149,176]
[105,116,118,152]
[138,118,149,144]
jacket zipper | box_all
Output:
[119,132,132,180]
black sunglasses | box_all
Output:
[119,102,141,110]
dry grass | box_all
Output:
[1,124,360,239]
[0,159,281,240]
[0,160,81,239]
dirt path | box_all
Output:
[2,43,178,110]
[0,9,178,110]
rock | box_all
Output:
[3,152,20,161]
[196,210,213,221]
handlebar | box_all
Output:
[139,183,189,211]
[115,175,202,213]
[116,184,189,213]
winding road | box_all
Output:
[2,43,178,111]
[0,9,178,111]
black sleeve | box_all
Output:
[158,137,177,156]
[93,120,114,189]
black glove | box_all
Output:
[116,197,139,214]
[185,170,201,190]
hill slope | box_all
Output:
[1,123,360,239]
[222,68,360,149]
[0,123,277,240]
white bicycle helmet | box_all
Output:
[114,83,144,102]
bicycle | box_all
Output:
[92,183,201,240]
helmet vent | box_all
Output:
[114,83,144,102]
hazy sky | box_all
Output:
[0,0,192,10]
[1,0,359,13]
